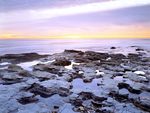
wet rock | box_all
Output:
[0,49,149,113]
[109,91,128,102]
[119,89,129,97]
[40,79,72,89]
[132,95,150,112]
[17,96,39,105]
[2,72,23,81]
[128,53,141,61]
[125,72,148,82]
[118,83,141,94]
[91,100,103,107]
[52,105,59,113]
[53,105,59,109]
[32,71,57,81]
[33,64,61,74]
[78,92,93,100]
[33,64,48,71]
[103,65,124,72]
[136,48,144,51]
[98,108,113,113]
[136,76,148,82]
[0,68,29,85]
[74,56,90,63]
[59,87,71,97]
[110,54,126,61]
[78,92,107,102]
[0,53,48,63]
[118,83,130,89]
[68,72,83,81]
[93,96,107,102]
[52,57,71,66]
[7,64,31,77]
[113,72,124,77]
[73,106,88,113]
[141,57,150,63]
[0,83,30,113]
[110,47,116,49]
[25,83,56,98]
[84,51,109,61]
[91,96,108,108]
[0,80,25,85]
[120,63,133,71]
[83,77,93,83]
[25,80,71,98]
[68,96,105,112]
[70,98,83,107]
[7,64,24,72]
[64,50,84,55]
[70,91,107,111]
[18,70,31,77]
[141,85,150,92]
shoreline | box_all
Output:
[0,46,150,113]
[0,39,150,56]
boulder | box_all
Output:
[83,77,93,83]
[110,47,116,49]
[135,48,144,51]
[52,57,71,66]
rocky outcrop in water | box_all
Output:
[0,46,150,113]
[0,53,48,63]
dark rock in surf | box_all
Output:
[0,53,48,63]
[110,47,116,49]
[52,57,71,66]
[64,50,84,55]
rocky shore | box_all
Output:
[0,46,150,113]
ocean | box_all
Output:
[0,39,149,55]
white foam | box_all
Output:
[134,71,145,75]
[95,70,105,75]
[0,62,10,66]
[65,61,80,70]
[17,60,55,71]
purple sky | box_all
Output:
[0,0,150,39]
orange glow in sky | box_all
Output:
[0,0,150,39]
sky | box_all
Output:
[0,0,150,39]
